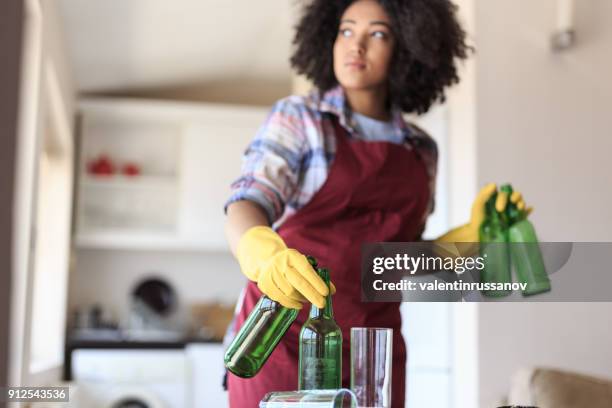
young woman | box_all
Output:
[224,1,528,406]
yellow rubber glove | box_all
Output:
[495,189,533,215]
[236,226,329,309]
[435,183,532,248]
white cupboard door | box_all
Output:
[186,343,228,407]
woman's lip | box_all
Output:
[345,61,366,69]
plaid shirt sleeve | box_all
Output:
[224,99,307,224]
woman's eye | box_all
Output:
[339,28,352,37]
[371,31,388,39]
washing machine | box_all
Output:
[71,349,191,408]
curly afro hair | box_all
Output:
[290,0,472,114]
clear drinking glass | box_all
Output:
[259,389,357,408]
[350,328,393,408]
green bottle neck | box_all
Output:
[485,195,501,224]
[310,295,333,319]
[500,184,525,223]
[310,268,333,319]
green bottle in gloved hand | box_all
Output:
[479,193,512,297]
[500,184,551,296]
[224,295,299,378]
[225,225,331,378]
[298,266,342,390]
[224,255,322,378]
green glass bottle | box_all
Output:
[500,184,551,296]
[298,267,342,390]
[224,295,298,378]
[224,256,319,378]
[479,193,513,297]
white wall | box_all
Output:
[475,0,612,241]
[11,0,76,386]
[41,0,76,117]
[467,1,612,407]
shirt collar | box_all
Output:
[316,85,413,141]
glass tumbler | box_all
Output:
[259,389,357,408]
[350,328,393,408]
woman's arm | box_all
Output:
[225,200,270,257]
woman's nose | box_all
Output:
[349,34,367,55]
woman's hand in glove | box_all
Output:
[236,226,330,309]
[436,183,532,244]
[495,188,533,216]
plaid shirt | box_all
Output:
[225,86,438,229]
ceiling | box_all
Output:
[57,0,296,94]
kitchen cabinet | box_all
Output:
[75,98,268,251]
[402,302,453,408]
[67,340,227,407]
[187,343,228,407]
[71,348,191,408]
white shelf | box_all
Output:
[80,174,177,190]
[76,232,202,251]
[75,229,229,251]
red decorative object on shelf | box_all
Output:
[88,155,115,176]
[122,162,141,176]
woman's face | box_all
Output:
[333,0,395,91]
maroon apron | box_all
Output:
[228,117,430,407]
